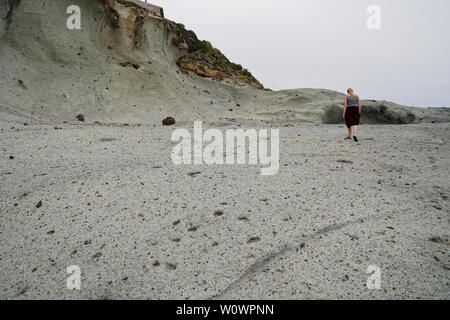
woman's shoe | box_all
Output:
[353,136,359,142]
[345,136,352,140]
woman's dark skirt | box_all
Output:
[345,106,360,128]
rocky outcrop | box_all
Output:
[105,0,150,51]
[168,21,264,89]
[122,0,164,18]
[103,1,263,88]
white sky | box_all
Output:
[146,0,450,107]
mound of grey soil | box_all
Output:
[0,0,449,126]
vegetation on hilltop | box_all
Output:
[167,21,265,90]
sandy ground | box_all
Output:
[2,0,450,127]
[1,111,449,300]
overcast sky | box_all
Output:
[148,0,450,107]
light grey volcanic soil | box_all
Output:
[0,111,449,299]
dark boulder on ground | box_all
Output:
[162,117,176,126]
[76,114,85,122]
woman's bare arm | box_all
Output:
[343,96,347,119]
[358,96,361,114]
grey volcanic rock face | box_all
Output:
[0,0,449,125]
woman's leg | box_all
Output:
[353,125,358,137]
[347,127,352,138]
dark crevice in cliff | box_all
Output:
[4,0,21,31]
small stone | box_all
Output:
[18,79,27,89]
[337,159,353,164]
[93,252,102,259]
[36,201,42,208]
[76,114,85,122]
[430,237,449,245]
[166,263,177,270]
[247,236,261,244]
[214,210,224,216]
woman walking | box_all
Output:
[343,88,361,142]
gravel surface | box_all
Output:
[1,113,448,299]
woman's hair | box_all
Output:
[347,88,356,103]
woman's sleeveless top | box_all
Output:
[346,95,359,107]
